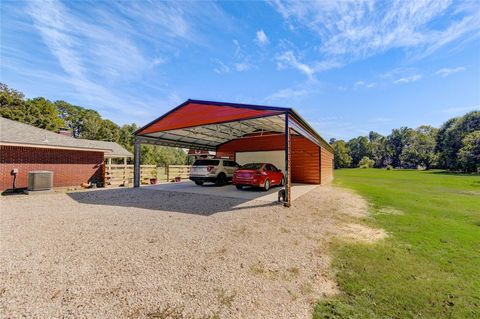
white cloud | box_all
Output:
[25,0,150,115]
[27,0,150,81]
[22,0,232,111]
[276,51,341,79]
[269,0,480,62]
[112,0,230,47]
[235,62,251,72]
[20,0,237,123]
[233,39,241,57]
[276,51,314,78]
[228,40,254,72]
[152,56,167,66]
[213,57,251,74]
[213,59,230,74]
[435,66,466,77]
[394,74,422,84]
[354,81,366,87]
[354,80,377,88]
[265,87,310,102]
[255,29,269,46]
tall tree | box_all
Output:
[118,123,138,153]
[458,131,480,173]
[0,84,63,131]
[369,131,388,168]
[0,83,24,109]
[347,136,371,167]
[55,100,87,137]
[331,140,352,168]
[436,111,480,170]
[400,125,438,169]
[26,98,64,131]
[1,83,189,166]
[386,127,414,168]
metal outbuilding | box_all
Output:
[133,99,334,206]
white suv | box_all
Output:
[189,158,239,186]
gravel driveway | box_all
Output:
[0,185,384,319]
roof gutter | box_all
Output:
[0,142,111,153]
[287,109,334,153]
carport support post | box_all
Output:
[284,112,291,207]
[133,139,141,188]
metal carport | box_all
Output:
[133,99,334,206]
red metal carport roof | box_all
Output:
[135,99,333,152]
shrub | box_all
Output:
[358,156,375,168]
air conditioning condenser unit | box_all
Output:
[28,171,53,191]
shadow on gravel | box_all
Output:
[67,187,281,216]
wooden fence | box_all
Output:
[105,164,156,187]
[164,165,191,181]
[104,164,191,187]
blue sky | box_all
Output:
[1,0,479,140]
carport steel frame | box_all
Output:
[133,99,333,207]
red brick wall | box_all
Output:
[320,146,334,184]
[0,145,104,190]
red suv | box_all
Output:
[233,163,285,191]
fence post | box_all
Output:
[107,158,112,187]
[133,140,141,188]
[123,157,127,186]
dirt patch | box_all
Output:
[339,223,388,243]
[377,206,404,216]
[0,184,384,318]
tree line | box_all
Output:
[0,83,188,166]
[1,83,478,172]
[330,111,479,173]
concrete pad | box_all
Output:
[145,181,317,203]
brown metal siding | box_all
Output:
[291,136,320,184]
[320,146,334,184]
[216,134,284,156]
[216,134,321,184]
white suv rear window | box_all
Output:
[193,159,220,166]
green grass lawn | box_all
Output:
[314,169,480,319]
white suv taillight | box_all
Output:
[207,165,216,173]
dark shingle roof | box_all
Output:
[0,117,132,157]
[88,140,133,158]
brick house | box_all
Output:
[0,117,132,191]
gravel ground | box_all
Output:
[0,185,385,319]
